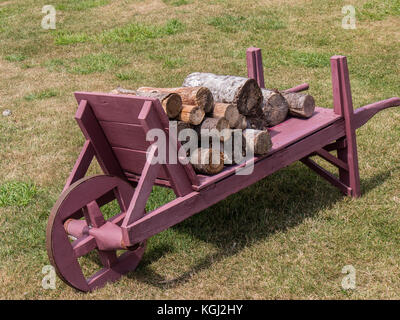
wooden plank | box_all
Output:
[122,145,161,229]
[246,47,265,88]
[124,118,347,244]
[75,92,154,125]
[112,147,170,180]
[63,140,95,192]
[139,100,194,196]
[75,100,125,179]
[100,121,149,150]
[330,56,360,197]
[301,158,351,195]
[315,148,349,171]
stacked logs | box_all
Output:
[111,73,315,175]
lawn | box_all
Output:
[0,0,399,299]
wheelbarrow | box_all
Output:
[46,47,400,291]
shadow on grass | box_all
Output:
[125,162,394,288]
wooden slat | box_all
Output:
[246,47,265,88]
[75,92,155,125]
[139,100,194,196]
[112,147,170,180]
[122,145,161,228]
[75,100,125,179]
[330,56,360,197]
[301,157,351,195]
[100,121,149,151]
[315,148,349,171]
[63,140,95,192]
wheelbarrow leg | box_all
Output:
[331,56,361,198]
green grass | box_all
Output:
[55,0,110,11]
[163,0,191,7]
[4,54,26,62]
[0,0,399,300]
[207,12,285,33]
[69,53,129,74]
[359,0,400,21]
[54,32,90,45]
[24,89,59,101]
[0,181,38,207]
[98,19,185,43]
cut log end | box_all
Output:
[196,87,214,114]
[190,148,224,175]
[243,129,272,155]
[179,105,205,125]
[236,114,248,129]
[212,103,240,128]
[163,94,183,119]
[236,78,263,115]
[197,117,231,142]
[282,92,315,118]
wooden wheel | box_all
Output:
[46,175,146,292]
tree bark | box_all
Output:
[195,117,231,142]
[243,129,272,155]
[138,86,214,114]
[212,103,240,128]
[246,89,289,129]
[236,114,248,129]
[182,73,263,115]
[173,120,193,145]
[190,147,224,175]
[261,89,289,126]
[178,104,205,125]
[113,87,182,119]
[282,92,315,118]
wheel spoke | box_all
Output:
[72,235,97,258]
[84,200,106,228]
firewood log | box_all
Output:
[246,89,289,129]
[138,86,214,114]
[195,117,231,142]
[243,129,272,155]
[261,89,289,126]
[178,104,205,125]
[172,120,193,145]
[282,92,315,118]
[182,73,263,115]
[236,114,247,129]
[113,87,182,119]
[190,147,224,175]
[212,103,240,128]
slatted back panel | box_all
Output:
[74,92,171,180]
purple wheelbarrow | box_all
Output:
[46,47,400,291]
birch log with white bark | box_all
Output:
[182,73,263,115]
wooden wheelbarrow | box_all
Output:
[46,47,400,292]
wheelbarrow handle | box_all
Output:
[283,83,310,93]
[354,97,400,129]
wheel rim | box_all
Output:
[46,175,146,292]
